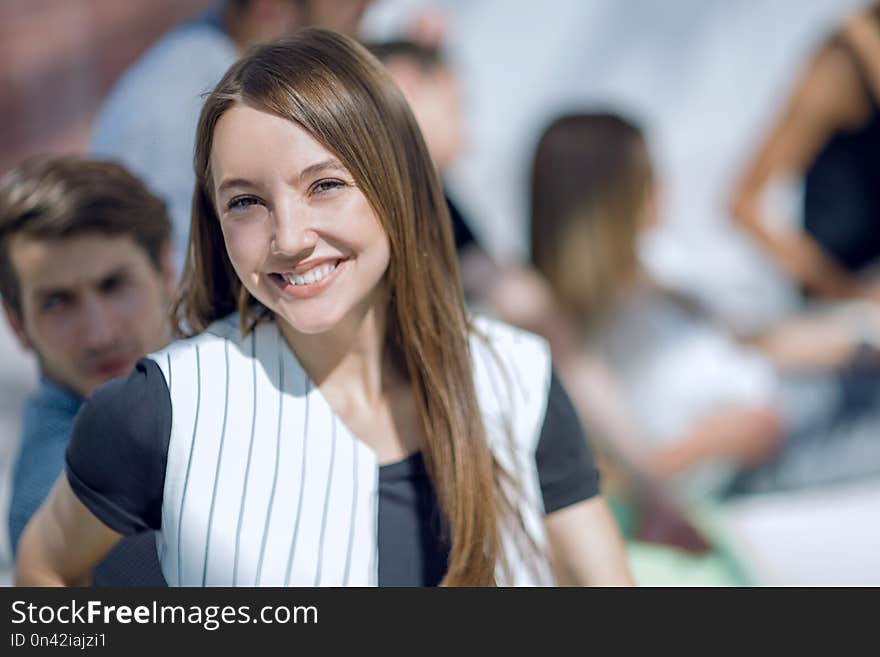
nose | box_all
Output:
[79,294,120,352]
[271,200,319,258]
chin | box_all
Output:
[70,377,99,399]
[272,303,346,336]
[281,315,345,336]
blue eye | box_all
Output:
[312,179,345,195]
[227,196,261,211]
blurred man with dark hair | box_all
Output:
[0,156,174,584]
[90,0,372,272]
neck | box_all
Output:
[278,285,400,407]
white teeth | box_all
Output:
[283,261,338,286]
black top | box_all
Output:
[804,35,880,271]
[446,192,479,254]
[66,358,598,587]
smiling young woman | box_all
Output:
[15,29,632,587]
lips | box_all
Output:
[269,257,347,299]
[278,259,341,286]
[90,355,136,380]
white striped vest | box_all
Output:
[148,313,554,586]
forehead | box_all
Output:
[9,233,154,292]
[210,105,340,188]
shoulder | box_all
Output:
[66,360,172,535]
[66,358,172,495]
[118,22,236,85]
[468,315,553,450]
[149,314,242,361]
[469,314,552,390]
[795,37,869,128]
[14,390,74,485]
[91,22,236,141]
[149,314,294,401]
[469,314,550,364]
[79,359,170,428]
[19,382,80,448]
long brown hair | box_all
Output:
[172,28,504,585]
[530,113,653,335]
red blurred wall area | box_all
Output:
[0,0,214,174]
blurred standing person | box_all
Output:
[89,0,372,273]
[0,156,175,584]
[368,38,566,349]
[731,2,880,302]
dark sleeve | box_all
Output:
[65,358,171,535]
[535,370,601,514]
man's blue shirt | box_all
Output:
[8,379,81,552]
[9,378,165,585]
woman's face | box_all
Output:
[210,104,391,335]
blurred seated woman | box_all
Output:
[530,112,880,499]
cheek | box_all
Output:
[375,233,391,272]
[114,288,163,328]
[339,198,389,253]
[28,312,78,358]
[349,216,391,275]
[221,221,268,278]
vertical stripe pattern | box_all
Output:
[152,318,379,586]
[150,313,552,586]
[283,375,310,586]
[201,339,231,585]
[232,329,258,585]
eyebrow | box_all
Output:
[297,158,346,182]
[215,158,347,197]
[216,177,258,197]
[33,266,130,299]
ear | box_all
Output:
[2,299,32,351]
[159,240,177,296]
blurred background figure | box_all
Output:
[732,2,880,303]
[530,114,784,493]
[529,111,880,582]
[0,0,214,585]
[0,156,174,585]
[728,1,880,376]
[368,37,566,344]
[361,0,871,334]
[89,0,373,273]
[531,112,880,494]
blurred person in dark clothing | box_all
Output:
[368,38,565,346]
[90,0,372,273]
[0,156,175,585]
[732,2,880,303]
